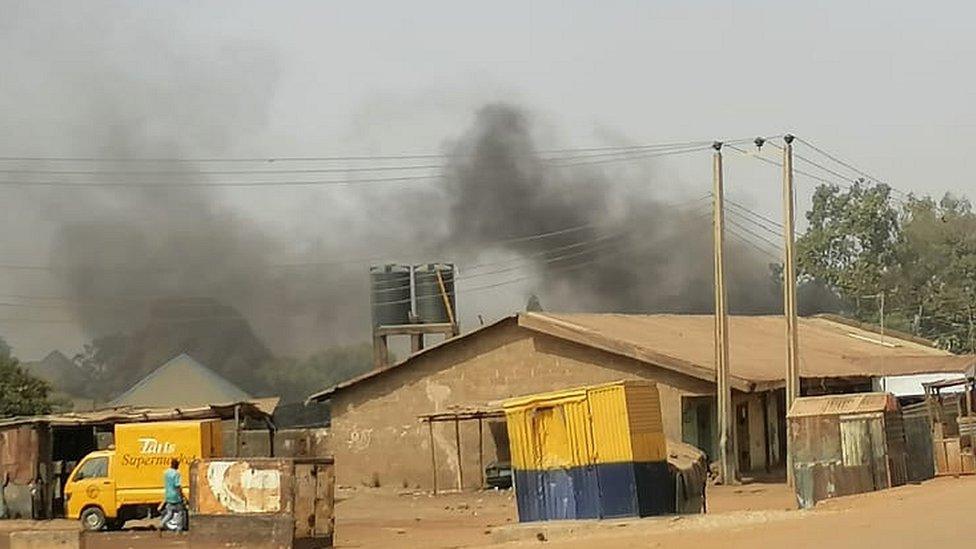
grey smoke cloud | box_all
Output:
[1,26,781,362]
[441,103,780,315]
[13,100,783,361]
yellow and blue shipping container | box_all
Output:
[501,380,674,521]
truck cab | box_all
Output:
[64,450,118,530]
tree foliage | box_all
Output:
[796,182,976,352]
[798,182,901,293]
[259,342,376,403]
[72,333,130,400]
[0,336,11,361]
[0,336,56,417]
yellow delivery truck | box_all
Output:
[65,419,223,530]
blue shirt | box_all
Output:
[163,468,182,504]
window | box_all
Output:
[73,457,108,481]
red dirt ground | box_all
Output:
[335,477,973,548]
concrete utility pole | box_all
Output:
[782,134,800,487]
[712,141,735,485]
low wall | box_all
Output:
[0,530,78,549]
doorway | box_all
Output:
[736,403,750,472]
[681,396,716,460]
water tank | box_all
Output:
[370,264,412,327]
[414,263,456,324]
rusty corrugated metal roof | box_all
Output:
[787,392,897,418]
[525,313,968,383]
[0,399,276,429]
[307,312,975,402]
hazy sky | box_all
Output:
[2,1,974,358]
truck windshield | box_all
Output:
[74,456,108,481]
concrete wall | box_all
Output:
[329,320,715,490]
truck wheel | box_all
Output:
[80,507,107,531]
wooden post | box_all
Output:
[372,333,389,370]
[761,392,771,473]
[712,142,735,485]
[454,417,463,491]
[428,420,438,495]
[435,270,457,331]
[782,134,801,487]
[266,417,276,458]
[233,404,241,457]
[478,417,485,489]
[410,333,424,353]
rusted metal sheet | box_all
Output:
[0,424,55,519]
[0,401,272,430]
[190,457,335,547]
[902,408,935,482]
[293,463,316,538]
[0,426,41,484]
[788,393,895,419]
[275,428,331,458]
[191,459,291,515]
[313,463,336,538]
[790,396,908,508]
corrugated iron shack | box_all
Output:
[923,375,976,475]
[788,393,908,508]
[190,457,335,548]
[0,402,272,520]
[502,380,703,521]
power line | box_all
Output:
[0,173,444,188]
[370,209,715,306]
[723,197,784,232]
[764,140,912,202]
[0,136,783,165]
[724,215,783,255]
[0,140,719,165]
[0,142,705,177]
[0,220,600,273]
[725,227,781,263]
[793,136,904,197]
[724,204,783,240]
[0,144,718,188]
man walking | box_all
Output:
[160,458,186,531]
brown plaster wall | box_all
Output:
[329,321,715,490]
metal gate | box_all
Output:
[901,402,935,482]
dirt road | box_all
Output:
[336,477,973,548]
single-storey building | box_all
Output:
[307,312,973,491]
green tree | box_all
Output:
[797,181,900,300]
[796,181,976,352]
[894,194,976,350]
[259,343,376,403]
[0,346,56,417]
[0,336,11,360]
[72,333,131,400]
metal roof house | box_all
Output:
[108,353,252,409]
[307,312,972,491]
[787,393,908,508]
